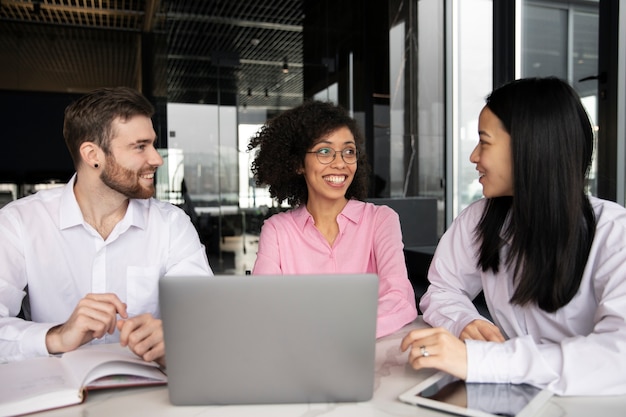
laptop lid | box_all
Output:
[159,273,379,406]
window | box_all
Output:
[521,0,599,195]
[450,0,493,220]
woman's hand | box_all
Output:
[400,327,468,380]
[460,319,505,342]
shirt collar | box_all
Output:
[291,199,363,231]
[59,173,148,231]
[340,199,364,224]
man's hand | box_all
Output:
[459,319,505,342]
[117,313,166,366]
[46,293,128,354]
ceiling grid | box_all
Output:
[0,0,303,109]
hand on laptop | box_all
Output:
[117,313,166,366]
[46,293,128,354]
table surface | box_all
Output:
[29,318,626,417]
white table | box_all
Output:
[30,318,626,417]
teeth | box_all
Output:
[141,173,155,179]
[325,175,345,184]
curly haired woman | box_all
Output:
[248,100,417,338]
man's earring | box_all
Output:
[94,164,99,168]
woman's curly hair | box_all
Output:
[247,100,370,207]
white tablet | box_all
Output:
[399,372,553,417]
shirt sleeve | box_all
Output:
[0,207,53,361]
[466,239,626,396]
[419,202,488,337]
[251,217,283,274]
[373,207,417,338]
[163,208,214,278]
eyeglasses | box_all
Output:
[306,147,358,165]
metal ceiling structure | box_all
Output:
[0,0,304,110]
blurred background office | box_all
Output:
[0,0,624,278]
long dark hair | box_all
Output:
[475,77,596,312]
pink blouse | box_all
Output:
[253,199,417,337]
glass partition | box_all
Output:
[521,0,599,195]
[0,184,17,208]
[164,103,238,207]
[450,0,493,219]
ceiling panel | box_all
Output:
[0,0,303,110]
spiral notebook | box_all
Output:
[159,273,379,405]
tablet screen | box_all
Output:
[399,372,553,417]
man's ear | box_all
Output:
[79,142,102,169]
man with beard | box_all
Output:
[0,87,213,365]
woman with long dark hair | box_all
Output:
[401,77,626,395]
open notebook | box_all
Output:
[159,273,379,405]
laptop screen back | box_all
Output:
[159,273,379,405]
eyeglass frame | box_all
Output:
[305,147,359,165]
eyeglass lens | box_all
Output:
[315,148,357,164]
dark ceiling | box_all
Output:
[0,0,304,110]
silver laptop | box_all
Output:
[159,273,379,406]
